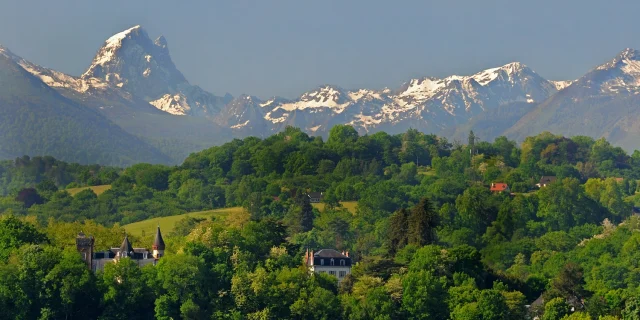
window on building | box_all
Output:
[330,258,335,266]
[320,259,324,266]
[329,271,336,276]
[340,259,345,266]
[339,271,346,278]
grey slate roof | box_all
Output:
[153,225,165,250]
[314,249,349,259]
[539,176,557,184]
[120,235,134,257]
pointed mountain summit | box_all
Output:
[578,47,640,94]
[82,25,187,98]
[81,25,227,116]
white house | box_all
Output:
[305,249,352,283]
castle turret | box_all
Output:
[76,232,94,269]
[152,225,165,259]
[119,234,134,258]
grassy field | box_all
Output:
[124,207,247,237]
[417,166,435,176]
[313,201,358,214]
[66,185,112,196]
[123,200,359,238]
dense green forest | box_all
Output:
[3,126,640,319]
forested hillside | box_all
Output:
[0,54,172,166]
[2,126,640,319]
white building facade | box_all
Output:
[305,249,352,283]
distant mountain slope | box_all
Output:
[450,101,538,142]
[505,49,640,150]
[0,51,171,166]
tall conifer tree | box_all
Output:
[408,197,439,246]
[388,208,409,255]
[300,193,314,232]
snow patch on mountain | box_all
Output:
[18,61,84,90]
[150,93,191,115]
[551,80,573,90]
[0,45,114,94]
[277,86,350,112]
[265,110,289,124]
[348,89,385,101]
[397,78,445,101]
[230,120,250,129]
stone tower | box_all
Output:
[76,232,94,269]
[152,225,165,259]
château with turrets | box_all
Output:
[76,226,166,272]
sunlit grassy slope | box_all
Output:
[312,201,358,213]
[66,185,112,196]
[123,207,246,237]
[123,201,358,237]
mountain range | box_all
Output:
[1,25,640,165]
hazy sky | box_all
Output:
[1,0,639,99]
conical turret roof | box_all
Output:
[120,234,134,257]
[153,225,165,250]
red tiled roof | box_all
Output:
[490,183,509,191]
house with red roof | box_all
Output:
[490,183,510,193]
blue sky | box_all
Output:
[1,0,639,99]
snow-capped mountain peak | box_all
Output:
[83,25,142,74]
[586,48,640,94]
[617,49,640,76]
[77,26,227,116]
[300,85,345,102]
[468,62,533,86]
[596,48,640,72]
[617,48,639,60]
[82,25,186,89]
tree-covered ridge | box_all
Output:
[0,155,120,196]
[3,126,640,318]
[2,126,640,225]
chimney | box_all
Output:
[345,251,349,257]
[304,248,309,265]
[310,250,314,264]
